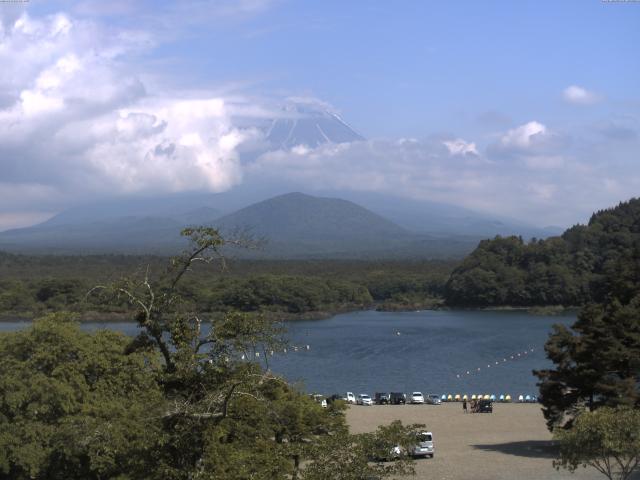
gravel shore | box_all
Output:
[346,403,604,480]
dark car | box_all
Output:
[477,399,493,413]
[390,392,406,405]
[375,392,391,405]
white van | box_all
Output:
[345,392,356,404]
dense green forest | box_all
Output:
[445,198,640,307]
[0,254,454,319]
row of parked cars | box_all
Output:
[344,392,443,405]
[310,392,538,412]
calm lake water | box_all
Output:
[1,309,575,397]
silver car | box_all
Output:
[426,394,442,405]
[408,431,434,458]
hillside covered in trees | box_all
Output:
[0,255,453,320]
[445,198,640,307]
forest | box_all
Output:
[444,198,640,308]
[0,254,454,320]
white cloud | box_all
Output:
[80,98,247,193]
[246,121,640,226]
[0,11,248,200]
[443,138,478,156]
[291,144,311,155]
[487,121,569,171]
[563,85,600,105]
[500,121,547,149]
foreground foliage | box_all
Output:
[301,420,423,480]
[0,228,422,479]
[0,313,164,479]
[554,407,640,480]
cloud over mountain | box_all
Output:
[246,118,639,226]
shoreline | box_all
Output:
[0,303,577,323]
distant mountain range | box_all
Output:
[0,191,560,258]
[316,189,563,239]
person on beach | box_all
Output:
[463,399,467,413]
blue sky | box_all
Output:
[0,0,639,229]
[26,0,640,137]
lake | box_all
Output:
[0,309,575,398]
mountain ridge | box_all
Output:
[0,192,480,258]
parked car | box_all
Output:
[345,392,356,404]
[390,392,406,405]
[309,394,327,408]
[408,431,435,458]
[357,394,373,406]
[374,392,391,405]
[477,399,493,413]
[410,392,425,404]
[426,394,441,405]
[370,444,402,463]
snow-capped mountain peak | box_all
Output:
[265,102,364,150]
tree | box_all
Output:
[554,407,640,480]
[535,295,640,430]
[88,227,418,479]
[0,313,165,480]
[0,228,419,479]
[300,420,423,480]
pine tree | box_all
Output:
[535,295,640,430]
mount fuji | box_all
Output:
[260,102,365,150]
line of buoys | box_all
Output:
[240,344,311,360]
[273,344,311,355]
[455,348,535,379]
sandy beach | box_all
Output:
[346,403,606,480]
